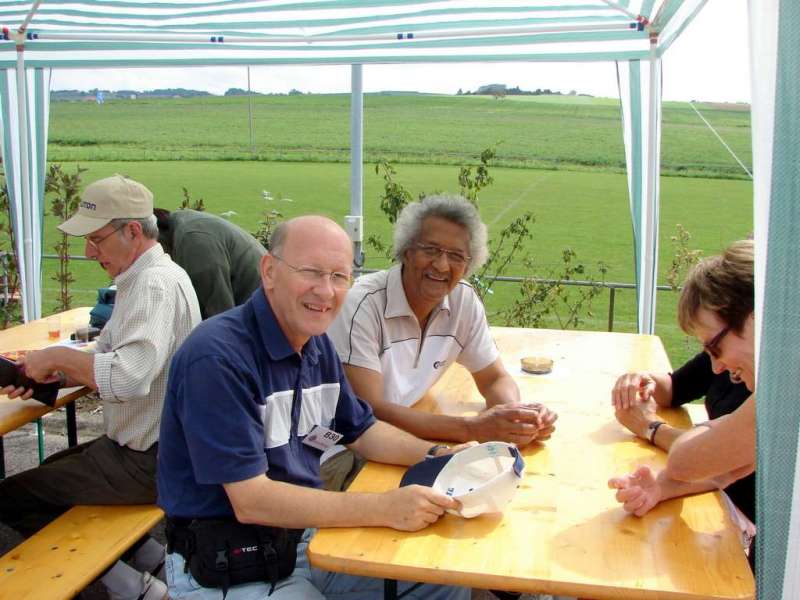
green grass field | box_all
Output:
[5,92,753,368]
[48,93,751,178]
[37,158,751,368]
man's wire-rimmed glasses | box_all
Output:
[85,223,126,250]
[413,242,471,266]
[272,254,352,290]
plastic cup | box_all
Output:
[47,316,61,340]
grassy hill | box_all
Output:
[48,93,751,179]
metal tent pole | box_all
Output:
[347,64,364,268]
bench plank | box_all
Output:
[0,504,164,600]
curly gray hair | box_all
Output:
[393,194,488,276]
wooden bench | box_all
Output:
[0,504,164,600]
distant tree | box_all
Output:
[457,88,463,95]
[288,88,303,96]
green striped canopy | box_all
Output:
[0,1,703,67]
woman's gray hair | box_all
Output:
[110,215,159,240]
[393,194,488,276]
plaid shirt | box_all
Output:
[94,245,200,451]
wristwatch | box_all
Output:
[425,444,449,459]
[647,420,665,444]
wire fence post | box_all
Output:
[607,287,616,331]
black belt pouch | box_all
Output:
[186,519,302,594]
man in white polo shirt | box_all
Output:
[0,174,201,600]
[326,195,557,487]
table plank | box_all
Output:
[309,328,754,600]
[0,308,93,436]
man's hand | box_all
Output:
[1,382,34,400]
[529,403,558,441]
[612,372,657,410]
[608,466,663,517]
[18,350,60,384]
[379,485,460,531]
[614,399,658,440]
[466,403,557,446]
[1,353,59,400]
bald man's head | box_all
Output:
[261,215,353,352]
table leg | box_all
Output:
[0,435,5,479]
[66,403,78,447]
[36,418,45,463]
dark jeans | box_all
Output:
[0,435,157,538]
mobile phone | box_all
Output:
[0,355,60,406]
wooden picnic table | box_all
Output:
[0,308,93,474]
[308,327,755,600]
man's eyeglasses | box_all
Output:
[272,255,352,290]
[414,242,471,266]
[85,224,125,250]
[703,326,731,359]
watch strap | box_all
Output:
[648,420,665,444]
[425,444,449,459]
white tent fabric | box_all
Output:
[751,0,800,597]
[0,64,50,321]
[0,0,707,325]
[616,50,662,334]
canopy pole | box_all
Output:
[641,36,660,334]
[347,64,364,268]
[247,65,255,153]
[18,21,634,45]
[14,42,35,321]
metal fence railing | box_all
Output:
[1,254,675,333]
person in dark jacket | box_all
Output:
[155,208,266,319]
[610,351,753,523]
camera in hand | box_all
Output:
[0,356,60,406]
[70,326,101,342]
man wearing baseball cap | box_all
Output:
[0,174,201,600]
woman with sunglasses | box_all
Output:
[609,241,756,560]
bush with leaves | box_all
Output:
[253,190,294,250]
[502,250,608,330]
[46,164,87,312]
[0,172,22,328]
[666,224,703,291]
[179,186,206,212]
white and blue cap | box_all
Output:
[400,441,525,518]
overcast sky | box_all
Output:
[50,0,750,103]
